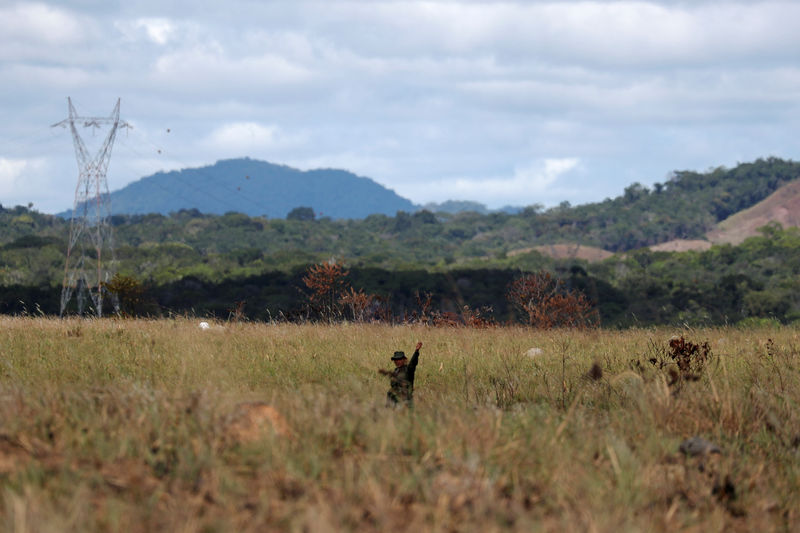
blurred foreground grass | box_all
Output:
[1,317,799,532]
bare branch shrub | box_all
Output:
[507,271,597,328]
[302,259,349,321]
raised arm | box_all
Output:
[409,341,422,370]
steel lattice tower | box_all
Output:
[53,97,129,317]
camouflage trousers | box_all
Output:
[386,387,413,407]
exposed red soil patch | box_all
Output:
[707,179,800,245]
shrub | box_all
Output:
[506,271,597,328]
[302,259,349,321]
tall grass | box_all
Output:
[0,317,798,531]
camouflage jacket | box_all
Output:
[387,348,420,405]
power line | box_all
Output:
[8,115,280,218]
[115,128,278,217]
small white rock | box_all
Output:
[526,347,543,358]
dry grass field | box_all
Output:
[0,317,798,532]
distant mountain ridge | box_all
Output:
[421,200,523,215]
[58,158,529,219]
[71,158,418,219]
[52,157,800,249]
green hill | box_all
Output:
[61,158,417,219]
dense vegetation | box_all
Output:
[1,158,799,325]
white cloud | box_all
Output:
[202,122,307,157]
[207,122,277,147]
[515,158,580,191]
[116,17,176,45]
[138,18,174,45]
[152,46,314,89]
[291,152,395,181]
[2,63,96,91]
[403,157,580,208]
[334,1,800,67]
[0,3,84,45]
[3,1,800,213]
[0,2,98,64]
[0,157,48,206]
[0,158,28,196]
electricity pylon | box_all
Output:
[53,97,129,317]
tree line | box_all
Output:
[1,158,799,326]
[2,223,799,327]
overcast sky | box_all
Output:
[2,0,800,214]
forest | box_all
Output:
[1,157,799,326]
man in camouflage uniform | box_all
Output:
[379,341,423,406]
